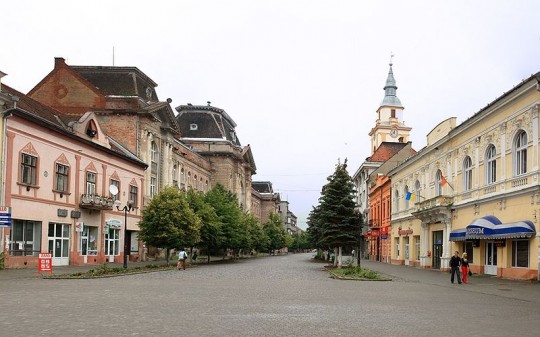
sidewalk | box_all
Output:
[358,258,540,303]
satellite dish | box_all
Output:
[109,184,119,196]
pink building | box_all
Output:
[1,84,147,268]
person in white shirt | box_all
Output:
[177,249,188,270]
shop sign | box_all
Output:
[71,210,81,218]
[106,219,122,229]
[381,234,388,240]
[494,239,506,247]
[467,227,484,235]
[0,206,12,227]
[57,209,68,217]
[398,228,413,236]
[75,222,84,232]
[38,253,52,273]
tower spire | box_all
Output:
[380,53,403,108]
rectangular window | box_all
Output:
[395,239,400,259]
[10,220,41,256]
[21,153,37,185]
[80,226,98,256]
[129,185,138,207]
[86,172,96,195]
[512,240,529,268]
[150,177,157,197]
[463,241,474,264]
[55,163,69,192]
[110,179,120,201]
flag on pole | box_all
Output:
[441,175,447,186]
[405,192,415,201]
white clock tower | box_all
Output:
[368,60,412,154]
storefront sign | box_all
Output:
[0,206,12,227]
[75,222,84,232]
[494,239,506,247]
[71,210,81,218]
[38,253,52,273]
[381,234,388,240]
[467,227,484,235]
[57,209,68,217]
[106,219,122,229]
[398,228,413,236]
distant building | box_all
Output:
[251,181,280,222]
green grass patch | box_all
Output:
[329,266,390,281]
[44,263,176,279]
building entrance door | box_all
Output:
[48,223,70,266]
[404,237,410,266]
[432,230,443,269]
[485,241,497,275]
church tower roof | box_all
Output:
[380,62,403,108]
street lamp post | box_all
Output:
[116,201,133,269]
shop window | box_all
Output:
[512,240,529,268]
[80,226,98,256]
[395,240,400,259]
[462,241,474,264]
[10,220,41,256]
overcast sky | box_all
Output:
[3,1,540,229]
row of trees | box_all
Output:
[307,159,363,267]
[138,184,310,264]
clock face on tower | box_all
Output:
[390,129,398,138]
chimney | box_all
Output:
[55,57,66,68]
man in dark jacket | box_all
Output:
[449,251,462,284]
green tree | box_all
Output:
[264,213,288,254]
[139,186,201,265]
[310,159,361,267]
[205,183,243,258]
[240,212,268,255]
[186,189,223,263]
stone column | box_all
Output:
[440,219,451,270]
[420,222,429,268]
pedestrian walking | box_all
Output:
[449,251,462,284]
[461,252,470,283]
[177,248,188,270]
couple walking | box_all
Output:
[449,251,471,284]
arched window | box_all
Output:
[415,180,421,204]
[463,156,472,191]
[435,170,443,196]
[151,141,158,163]
[404,185,409,210]
[514,130,527,176]
[485,145,496,185]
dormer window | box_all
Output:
[86,120,97,138]
[190,123,198,131]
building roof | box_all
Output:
[252,181,274,194]
[368,142,410,162]
[71,64,158,101]
[175,103,241,146]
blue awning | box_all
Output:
[465,215,501,239]
[449,228,466,241]
[450,216,536,241]
[492,221,536,239]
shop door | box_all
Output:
[485,241,497,275]
[404,237,410,266]
[432,230,443,269]
[48,223,70,266]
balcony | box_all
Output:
[411,195,453,223]
[79,194,114,210]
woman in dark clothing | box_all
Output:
[461,252,470,283]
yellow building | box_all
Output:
[390,73,540,280]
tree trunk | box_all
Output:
[337,246,342,268]
[207,245,211,264]
[165,248,170,266]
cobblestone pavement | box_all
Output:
[1,254,539,337]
